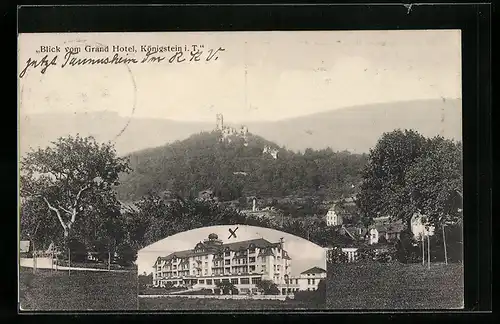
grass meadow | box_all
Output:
[326,261,464,310]
[19,267,138,311]
[138,297,321,311]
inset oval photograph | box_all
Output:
[137,225,327,310]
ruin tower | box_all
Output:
[216,113,224,131]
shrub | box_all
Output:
[294,279,325,306]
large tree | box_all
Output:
[405,136,463,227]
[19,135,131,246]
[357,129,463,233]
[356,129,427,231]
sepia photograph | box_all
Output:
[18,30,463,311]
[137,225,326,310]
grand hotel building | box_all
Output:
[152,233,325,295]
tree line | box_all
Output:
[19,128,462,266]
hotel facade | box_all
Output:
[152,233,325,295]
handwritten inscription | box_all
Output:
[19,44,226,78]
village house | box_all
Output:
[324,197,357,226]
[410,213,436,240]
[367,221,405,245]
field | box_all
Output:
[326,262,464,309]
[19,267,138,311]
[139,297,322,311]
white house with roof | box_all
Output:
[287,266,327,292]
[325,206,343,226]
[367,221,405,245]
[325,198,358,226]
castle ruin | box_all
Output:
[215,113,249,145]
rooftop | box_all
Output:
[301,266,326,275]
[155,237,287,264]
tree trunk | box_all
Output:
[108,251,111,272]
[68,247,71,277]
[427,233,431,270]
[443,225,448,265]
[421,233,425,266]
[32,240,37,274]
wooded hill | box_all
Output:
[116,131,368,202]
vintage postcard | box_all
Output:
[18,30,462,311]
[137,225,326,310]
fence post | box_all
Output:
[427,233,431,270]
[68,247,71,277]
[442,225,448,265]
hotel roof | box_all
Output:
[300,266,326,275]
[155,238,287,264]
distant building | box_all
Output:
[339,225,368,241]
[197,189,217,201]
[215,113,249,145]
[216,113,224,131]
[367,221,404,245]
[410,213,436,240]
[20,240,30,253]
[288,267,327,292]
[263,146,279,159]
[325,207,343,226]
[325,198,357,226]
[325,246,360,263]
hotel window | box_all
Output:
[206,279,213,285]
[240,278,250,284]
[225,267,230,273]
[225,251,230,257]
[214,279,221,283]
[231,278,239,284]
[249,257,255,263]
[249,247,255,254]
[199,280,205,284]
[312,279,315,284]
[261,265,266,271]
[205,262,208,267]
[308,279,311,284]
[249,265,256,272]
[261,257,266,262]
[172,265,177,270]
[205,255,208,259]
[251,277,261,284]
[295,279,298,284]
[204,269,208,275]
[222,279,229,283]
[225,260,230,265]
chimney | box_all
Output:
[279,237,284,250]
[252,198,256,211]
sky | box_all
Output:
[137,225,327,277]
[18,30,461,123]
